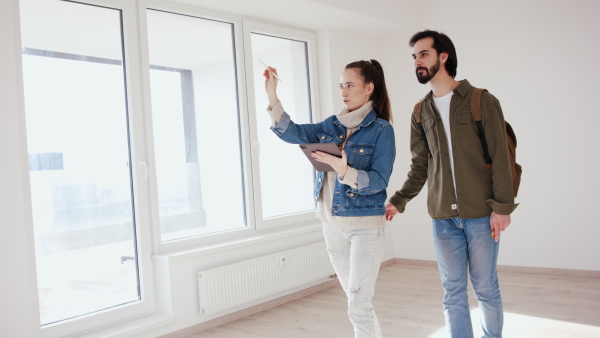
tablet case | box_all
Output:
[299,143,342,171]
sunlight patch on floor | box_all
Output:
[428,308,600,338]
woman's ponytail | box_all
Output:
[345,59,392,122]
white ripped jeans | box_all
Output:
[322,223,385,338]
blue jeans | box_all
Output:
[323,223,385,338]
[432,216,503,338]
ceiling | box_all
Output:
[19,0,419,70]
[167,0,419,36]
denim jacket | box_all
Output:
[271,109,395,217]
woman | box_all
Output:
[263,59,395,338]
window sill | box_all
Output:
[153,222,323,263]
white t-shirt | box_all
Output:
[432,91,457,204]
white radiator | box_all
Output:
[198,242,335,315]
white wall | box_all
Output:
[387,0,600,271]
[380,30,435,263]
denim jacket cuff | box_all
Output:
[486,199,519,215]
[338,166,358,189]
[270,111,291,136]
[266,101,284,127]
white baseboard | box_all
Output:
[394,258,600,278]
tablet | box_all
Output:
[299,143,342,172]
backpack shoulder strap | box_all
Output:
[413,101,424,122]
[505,121,517,148]
[471,88,492,169]
[471,88,487,121]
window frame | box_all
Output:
[143,0,260,254]
[242,19,321,231]
[19,0,159,336]
[144,3,322,253]
[17,0,323,335]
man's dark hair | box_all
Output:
[409,30,457,78]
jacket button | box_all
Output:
[333,211,338,213]
[359,149,364,153]
[350,193,355,197]
[321,136,325,139]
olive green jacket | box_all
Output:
[389,80,518,219]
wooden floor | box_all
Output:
[187,264,600,338]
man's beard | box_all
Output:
[416,60,441,84]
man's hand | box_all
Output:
[385,202,399,221]
[490,211,511,243]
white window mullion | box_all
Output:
[119,0,157,315]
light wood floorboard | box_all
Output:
[187,264,600,337]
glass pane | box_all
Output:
[251,33,315,219]
[19,0,139,325]
[147,10,246,241]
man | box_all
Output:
[385,30,518,338]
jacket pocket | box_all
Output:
[456,111,479,146]
[346,144,374,170]
[422,116,435,130]
[421,117,438,152]
[317,132,337,143]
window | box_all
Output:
[146,9,246,242]
[251,33,315,219]
[16,0,319,334]
[243,21,320,229]
[20,0,139,325]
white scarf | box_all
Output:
[336,101,373,130]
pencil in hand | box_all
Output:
[258,58,283,82]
